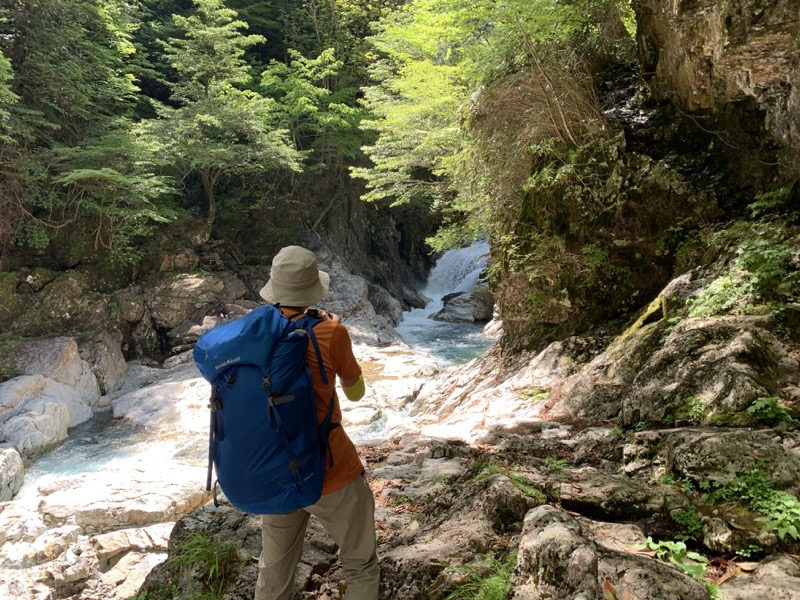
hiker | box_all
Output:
[254,245,379,600]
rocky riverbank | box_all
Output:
[2,236,800,600]
[138,247,800,600]
[0,252,442,600]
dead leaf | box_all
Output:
[621,588,635,600]
[625,546,656,557]
[602,579,617,600]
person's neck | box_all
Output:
[280,305,308,316]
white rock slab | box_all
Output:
[0,374,49,424]
[0,399,70,458]
[90,522,173,568]
[0,501,46,546]
[0,375,94,458]
[111,362,208,434]
[0,524,82,568]
[38,463,209,529]
[102,550,168,599]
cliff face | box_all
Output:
[634,0,800,165]
[318,179,437,305]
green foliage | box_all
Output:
[544,457,568,472]
[0,52,18,141]
[160,0,265,103]
[353,0,622,216]
[525,387,550,403]
[260,48,365,165]
[145,0,302,226]
[52,127,177,265]
[0,0,151,259]
[166,532,240,598]
[127,581,179,600]
[672,507,703,542]
[754,491,800,541]
[687,221,799,318]
[636,537,712,582]
[746,396,797,426]
[748,186,797,222]
[445,553,516,600]
[673,396,710,425]
[701,466,800,542]
[478,464,547,504]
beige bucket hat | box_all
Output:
[259,245,329,306]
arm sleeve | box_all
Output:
[331,323,362,383]
[342,375,365,401]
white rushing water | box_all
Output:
[395,240,494,367]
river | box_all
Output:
[15,242,495,491]
[395,240,494,367]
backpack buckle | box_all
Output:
[262,375,270,389]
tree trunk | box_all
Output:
[200,169,216,227]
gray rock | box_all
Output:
[0,447,23,501]
[431,285,495,323]
[143,273,226,330]
[635,0,800,150]
[720,554,800,599]
[623,317,794,426]
[665,429,800,493]
[558,467,689,520]
[513,505,709,600]
[368,284,403,327]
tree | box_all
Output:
[145,0,301,228]
[0,0,171,261]
[0,53,18,141]
[260,48,363,169]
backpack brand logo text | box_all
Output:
[215,356,240,370]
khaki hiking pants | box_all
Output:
[254,474,379,600]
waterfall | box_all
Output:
[395,240,493,368]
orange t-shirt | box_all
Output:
[284,310,364,496]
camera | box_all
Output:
[305,308,321,318]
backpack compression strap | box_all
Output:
[297,317,341,468]
[207,368,238,507]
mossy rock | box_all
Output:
[75,259,136,293]
[0,272,26,329]
[17,267,59,293]
[0,336,23,383]
[706,411,759,427]
[48,227,96,268]
[11,270,126,338]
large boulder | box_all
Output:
[143,273,227,330]
[513,505,709,600]
[622,317,796,426]
[0,395,71,459]
[77,331,127,395]
[10,271,126,340]
[0,447,23,501]
[546,314,798,425]
[664,429,800,494]
[720,554,800,600]
[16,337,101,406]
[432,286,495,323]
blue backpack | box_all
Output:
[192,304,337,514]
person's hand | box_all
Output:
[320,310,340,323]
